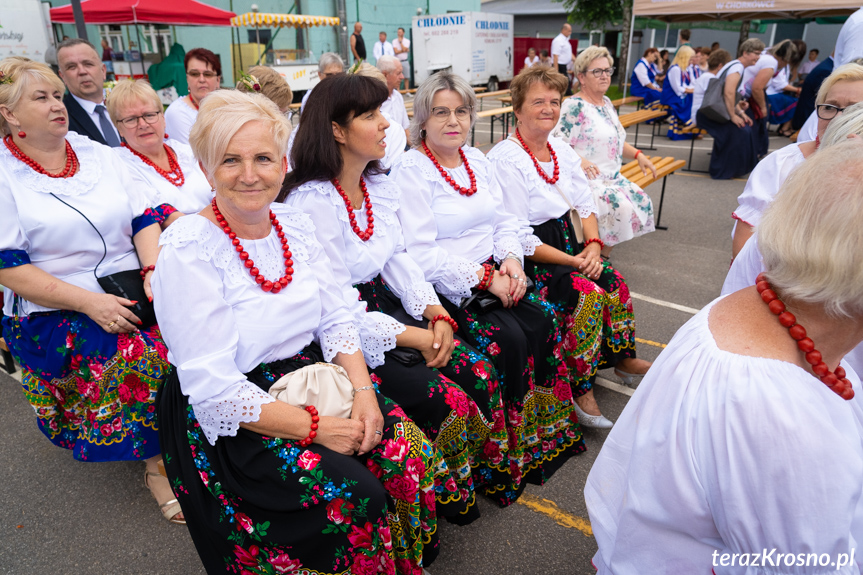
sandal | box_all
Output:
[144,470,186,525]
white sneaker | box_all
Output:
[573,402,614,429]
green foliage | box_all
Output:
[554,0,627,29]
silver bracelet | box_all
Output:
[352,385,375,397]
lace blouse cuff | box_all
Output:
[493,235,524,265]
[732,206,760,228]
[401,281,442,320]
[319,323,362,363]
[194,381,276,446]
[522,234,543,257]
[575,204,598,219]
[436,257,483,300]
[360,312,408,368]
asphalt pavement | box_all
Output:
[0,108,793,574]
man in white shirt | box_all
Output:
[373,32,395,64]
[56,38,122,147]
[377,55,410,140]
[393,27,411,88]
[835,7,863,66]
[551,23,574,95]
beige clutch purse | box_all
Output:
[268,362,355,419]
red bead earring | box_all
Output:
[164,133,169,139]
[17,130,26,138]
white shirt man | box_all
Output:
[373,33,395,64]
[378,56,410,131]
[835,7,863,66]
[551,25,573,71]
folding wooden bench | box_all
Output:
[618,109,668,150]
[620,155,686,230]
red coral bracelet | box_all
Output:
[299,405,319,447]
[431,314,458,332]
[584,238,605,250]
[477,263,494,291]
[139,264,156,280]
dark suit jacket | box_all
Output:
[63,92,109,146]
[792,56,834,130]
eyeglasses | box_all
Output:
[585,67,615,78]
[816,103,848,121]
[117,111,162,129]
[430,106,472,120]
[187,70,218,78]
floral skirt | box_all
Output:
[157,344,441,575]
[356,277,508,524]
[588,174,655,246]
[440,275,584,507]
[2,310,169,462]
[527,217,637,397]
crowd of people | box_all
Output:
[3,8,863,573]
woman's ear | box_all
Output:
[0,104,18,128]
[332,121,347,145]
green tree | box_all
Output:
[554,0,634,92]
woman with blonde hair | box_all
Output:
[553,46,657,254]
[107,79,212,227]
[153,88,439,574]
[731,63,863,257]
[0,58,176,522]
[660,45,697,139]
[587,139,863,573]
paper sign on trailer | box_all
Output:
[412,12,514,90]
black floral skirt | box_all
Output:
[438,267,585,507]
[527,217,637,397]
[356,276,509,524]
[157,344,441,574]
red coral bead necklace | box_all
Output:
[515,128,559,184]
[421,139,477,196]
[332,176,374,241]
[123,143,185,187]
[756,273,854,400]
[4,135,78,178]
[211,198,294,293]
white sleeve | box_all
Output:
[720,235,763,296]
[290,191,405,369]
[798,111,818,143]
[566,149,599,219]
[486,167,525,265]
[391,161,483,300]
[152,238,276,445]
[380,229,441,320]
[163,102,194,146]
[669,66,685,97]
[0,177,28,257]
[488,159,543,256]
[732,151,784,228]
[634,62,651,87]
[381,112,406,169]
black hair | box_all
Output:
[811,48,820,55]
[279,74,389,201]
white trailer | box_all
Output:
[0,0,53,63]
[411,12,514,91]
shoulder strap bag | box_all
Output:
[698,60,743,124]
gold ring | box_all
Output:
[107,321,117,328]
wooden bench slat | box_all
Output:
[476,105,513,119]
[476,89,511,99]
[610,96,643,108]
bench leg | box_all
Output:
[1,348,16,375]
[634,122,640,149]
[687,136,695,170]
[471,126,476,147]
[490,115,495,144]
[654,176,669,231]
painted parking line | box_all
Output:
[635,337,666,349]
[594,376,634,397]
[630,292,699,315]
[515,492,593,536]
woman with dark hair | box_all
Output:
[630,47,662,108]
[279,73,510,536]
[163,47,221,145]
[390,73,586,503]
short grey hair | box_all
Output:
[318,52,344,74]
[189,90,291,177]
[376,55,401,74]
[759,139,863,318]
[820,101,863,148]
[409,72,477,147]
[738,38,766,57]
[574,46,613,77]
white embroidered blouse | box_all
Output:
[114,139,213,215]
[284,175,440,368]
[0,133,156,317]
[390,146,524,305]
[151,203,362,445]
[487,136,598,256]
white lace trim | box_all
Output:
[359,312,407,368]
[398,147,493,197]
[294,177,399,242]
[523,234,544,256]
[401,281,441,320]
[493,234,524,265]
[437,256,483,303]
[320,324,362,362]
[195,381,276,446]
[158,204,314,288]
[0,132,101,197]
[115,139,198,193]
